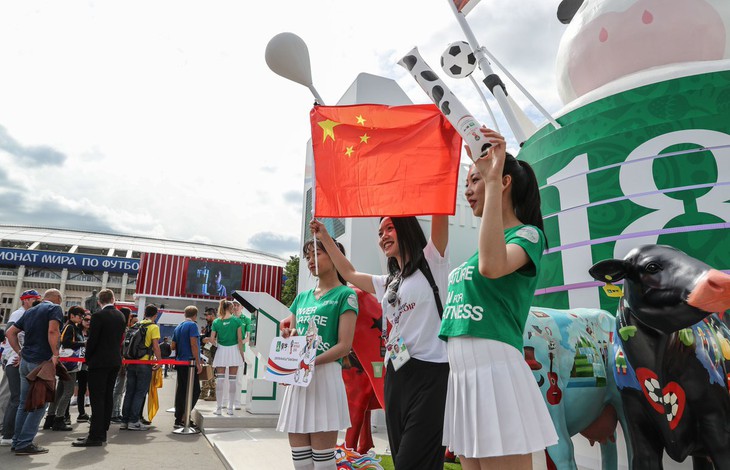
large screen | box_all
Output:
[184,259,243,298]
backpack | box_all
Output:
[122,322,152,360]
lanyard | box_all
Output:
[381,273,403,343]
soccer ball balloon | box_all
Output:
[440,41,477,79]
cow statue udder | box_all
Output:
[590,244,730,469]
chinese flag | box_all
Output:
[310,104,462,218]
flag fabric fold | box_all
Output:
[310,104,462,218]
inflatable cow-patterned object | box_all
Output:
[589,245,730,469]
[524,307,628,470]
[556,0,730,103]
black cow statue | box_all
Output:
[589,245,730,469]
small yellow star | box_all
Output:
[356,115,366,125]
[359,133,370,144]
[318,119,341,143]
[345,146,355,157]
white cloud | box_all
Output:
[0,0,569,257]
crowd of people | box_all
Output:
[0,287,251,456]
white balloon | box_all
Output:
[265,32,314,87]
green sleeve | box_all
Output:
[507,226,545,277]
[289,293,300,316]
[339,288,359,316]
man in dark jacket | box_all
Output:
[73,289,126,447]
[5,289,64,455]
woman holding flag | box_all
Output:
[278,239,358,470]
[439,127,558,469]
[311,215,449,470]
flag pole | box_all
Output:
[468,75,500,133]
[447,1,537,144]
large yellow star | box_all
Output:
[356,115,366,125]
[318,119,341,143]
[359,133,370,144]
[345,146,355,157]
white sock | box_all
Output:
[312,448,336,469]
[292,446,313,469]
[228,375,237,409]
[216,377,225,409]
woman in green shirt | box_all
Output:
[210,299,244,416]
[440,127,558,469]
[277,239,358,470]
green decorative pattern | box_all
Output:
[520,71,730,311]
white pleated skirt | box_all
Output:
[443,337,559,458]
[213,344,244,368]
[276,362,351,434]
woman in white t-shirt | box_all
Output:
[311,216,449,470]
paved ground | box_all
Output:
[1,370,224,470]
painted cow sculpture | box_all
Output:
[590,245,730,469]
[524,307,628,469]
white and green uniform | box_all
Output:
[212,316,244,368]
[439,225,559,458]
[277,284,358,434]
[439,225,544,351]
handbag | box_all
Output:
[59,346,83,373]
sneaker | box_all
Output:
[120,422,128,430]
[234,405,242,410]
[203,396,217,401]
[140,418,152,426]
[128,421,149,431]
[0,438,12,446]
[227,408,234,416]
[213,407,222,416]
[70,396,78,406]
[15,443,49,455]
[173,421,184,429]
[84,396,90,406]
[77,414,90,423]
[109,415,122,424]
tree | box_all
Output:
[281,255,299,307]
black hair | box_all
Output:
[303,239,347,286]
[144,304,158,318]
[119,307,132,325]
[382,217,428,284]
[68,306,85,317]
[503,153,545,235]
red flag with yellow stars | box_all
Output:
[310,104,462,218]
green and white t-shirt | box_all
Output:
[439,225,545,352]
[290,285,359,357]
[212,316,242,347]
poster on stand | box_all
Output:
[265,334,319,387]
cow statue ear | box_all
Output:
[589,259,628,283]
[557,0,585,24]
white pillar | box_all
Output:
[11,265,26,311]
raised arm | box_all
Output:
[474,129,530,279]
[431,215,449,257]
[310,219,376,294]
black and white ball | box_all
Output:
[440,41,476,79]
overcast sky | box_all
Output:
[0,1,568,258]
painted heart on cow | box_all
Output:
[636,367,686,430]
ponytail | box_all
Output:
[218,299,233,318]
[504,154,545,236]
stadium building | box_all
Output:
[0,225,285,335]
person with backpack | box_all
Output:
[120,304,161,431]
[310,214,450,470]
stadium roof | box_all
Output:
[0,224,286,267]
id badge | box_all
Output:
[388,337,410,371]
